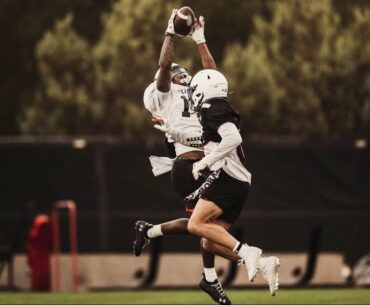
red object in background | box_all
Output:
[51,201,78,292]
[26,214,52,291]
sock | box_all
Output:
[233,242,249,258]
[146,225,163,238]
[204,268,217,283]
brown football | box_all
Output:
[173,6,196,36]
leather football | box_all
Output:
[173,6,196,36]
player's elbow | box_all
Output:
[232,132,243,146]
[226,132,242,148]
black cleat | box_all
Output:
[133,220,153,256]
[199,274,231,305]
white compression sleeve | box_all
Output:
[203,122,242,167]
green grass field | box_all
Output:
[0,289,369,304]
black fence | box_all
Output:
[0,137,369,267]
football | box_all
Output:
[173,6,196,36]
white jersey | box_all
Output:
[204,139,251,183]
[143,81,203,156]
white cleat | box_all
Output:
[259,256,280,296]
[239,246,262,282]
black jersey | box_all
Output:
[198,97,251,183]
[199,97,241,143]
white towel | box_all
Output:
[149,156,175,176]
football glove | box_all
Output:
[154,122,204,148]
[153,115,169,134]
[192,158,209,180]
[165,9,177,36]
[191,16,206,44]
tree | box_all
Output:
[21,0,200,141]
[223,1,370,140]
[19,14,103,135]
[91,0,190,140]
[0,0,112,134]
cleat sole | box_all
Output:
[271,258,280,296]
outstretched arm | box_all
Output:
[157,36,173,92]
[191,16,216,70]
[197,42,216,70]
[156,9,177,93]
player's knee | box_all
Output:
[187,218,201,236]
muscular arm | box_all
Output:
[192,17,216,70]
[156,35,174,93]
[197,42,216,70]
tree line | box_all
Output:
[1,0,370,143]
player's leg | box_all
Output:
[202,218,280,296]
[133,218,189,256]
[133,217,233,256]
[188,198,262,282]
[207,215,279,296]
[201,219,240,262]
[133,157,204,255]
[199,219,233,305]
[133,218,237,264]
[188,199,236,248]
[199,247,231,305]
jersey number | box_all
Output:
[181,96,190,117]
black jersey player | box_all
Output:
[186,69,281,296]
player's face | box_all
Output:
[172,72,191,86]
[172,73,183,84]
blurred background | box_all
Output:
[0,0,369,293]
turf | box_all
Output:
[0,289,369,304]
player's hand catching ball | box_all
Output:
[191,16,206,44]
[165,9,177,36]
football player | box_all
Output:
[187,69,281,296]
[134,10,237,305]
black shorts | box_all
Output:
[171,158,205,211]
[200,169,250,224]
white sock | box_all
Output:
[204,268,217,283]
[233,242,250,259]
[146,225,163,238]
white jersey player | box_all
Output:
[134,10,235,305]
[143,69,204,157]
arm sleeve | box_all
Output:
[203,122,242,167]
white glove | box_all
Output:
[165,9,177,36]
[192,158,209,180]
[191,16,206,44]
[154,123,169,133]
[154,114,170,132]
[153,118,174,141]
[155,123,203,147]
